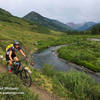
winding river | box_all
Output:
[32,43,100,83]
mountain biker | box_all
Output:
[6,41,26,72]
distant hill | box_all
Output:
[23,11,71,32]
[67,22,96,31]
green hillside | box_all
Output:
[0,8,64,57]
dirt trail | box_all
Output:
[0,64,61,100]
[30,83,60,100]
[0,64,7,73]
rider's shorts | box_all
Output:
[6,53,16,61]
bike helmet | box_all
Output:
[13,40,20,46]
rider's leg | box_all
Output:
[6,54,12,72]
[8,60,12,72]
[14,57,19,62]
[14,57,20,69]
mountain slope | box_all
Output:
[23,11,71,32]
[0,8,12,16]
[0,8,13,22]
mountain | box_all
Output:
[67,23,76,27]
[23,11,71,32]
[78,22,96,31]
[66,22,84,30]
[67,22,96,31]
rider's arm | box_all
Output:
[19,49,26,57]
[9,50,13,61]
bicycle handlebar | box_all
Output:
[12,57,27,63]
[19,57,27,62]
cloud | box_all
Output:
[0,0,99,23]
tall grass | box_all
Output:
[0,73,38,100]
[41,64,100,100]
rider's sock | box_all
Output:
[8,66,11,72]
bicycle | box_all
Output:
[7,58,32,87]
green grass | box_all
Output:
[58,37,100,72]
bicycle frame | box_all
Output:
[12,58,26,74]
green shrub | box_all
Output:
[42,64,56,77]
[55,70,100,100]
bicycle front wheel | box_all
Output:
[20,69,32,87]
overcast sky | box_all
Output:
[0,0,100,23]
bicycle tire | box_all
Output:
[20,69,32,87]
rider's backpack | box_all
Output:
[6,44,14,52]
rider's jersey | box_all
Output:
[6,45,21,55]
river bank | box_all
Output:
[32,44,100,83]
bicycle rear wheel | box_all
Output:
[20,69,32,87]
